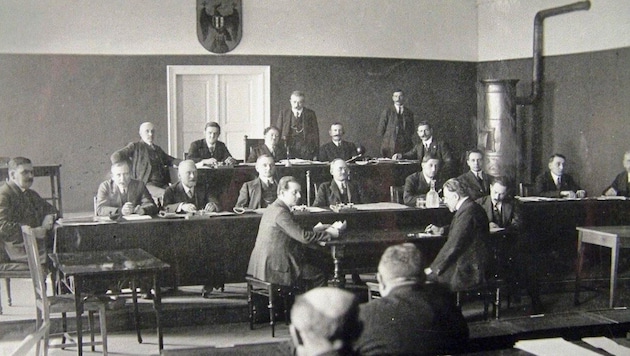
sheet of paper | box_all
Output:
[582,337,630,356]
[121,214,153,221]
[306,207,328,213]
[353,202,409,211]
[515,338,600,355]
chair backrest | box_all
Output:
[244,135,264,161]
[390,186,403,204]
[518,183,532,197]
[21,226,48,316]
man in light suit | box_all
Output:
[246,126,285,163]
[318,123,358,162]
[378,89,415,158]
[96,160,158,217]
[353,243,468,356]
[313,159,365,207]
[425,178,490,292]
[110,122,180,199]
[402,154,441,206]
[394,121,455,179]
[603,150,630,197]
[162,160,220,213]
[457,149,491,201]
[276,91,319,160]
[247,176,339,290]
[533,153,583,198]
[235,155,277,209]
[188,122,237,167]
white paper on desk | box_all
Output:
[353,202,409,211]
[490,227,506,233]
[57,217,116,226]
[515,338,600,355]
[306,207,328,213]
[582,337,630,356]
[205,211,236,216]
[597,196,627,200]
[121,214,152,221]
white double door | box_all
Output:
[167,65,271,160]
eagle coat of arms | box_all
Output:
[197,0,242,54]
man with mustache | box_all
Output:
[162,160,221,213]
[95,160,158,217]
[0,157,57,262]
[318,123,358,162]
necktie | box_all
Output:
[187,189,193,199]
[556,176,562,189]
[493,203,502,225]
[340,183,346,195]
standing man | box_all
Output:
[425,178,490,292]
[313,159,365,207]
[96,160,158,217]
[402,154,441,206]
[161,160,220,213]
[354,244,469,356]
[110,122,180,200]
[235,154,278,209]
[533,153,583,198]
[394,121,455,179]
[457,149,491,201]
[188,122,238,167]
[246,126,285,163]
[603,150,630,197]
[247,176,339,290]
[0,157,57,262]
[276,91,319,160]
[378,89,415,158]
[318,123,358,162]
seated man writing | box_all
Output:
[162,160,221,213]
[235,154,277,209]
[313,158,365,207]
[96,160,158,217]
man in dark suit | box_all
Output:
[394,121,455,179]
[425,178,490,292]
[318,123,358,162]
[188,122,237,167]
[162,160,220,213]
[354,243,469,356]
[378,89,415,158]
[247,176,339,290]
[533,153,583,198]
[276,91,319,160]
[458,148,491,201]
[246,126,285,163]
[403,154,441,206]
[603,150,630,197]
[0,157,57,262]
[235,155,277,209]
[476,177,521,231]
[313,159,365,207]
[96,160,158,217]
[110,122,180,199]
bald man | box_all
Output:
[313,159,365,207]
[290,287,361,356]
[235,154,278,209]
[111,122,180,199]
[162,160,221,213]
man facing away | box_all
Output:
[353,243,469,356]
[377,89,415,158]
[313,158,365,207]
[402,154,441,206]
[0,157,57,262]
[188,121,237,167]
[246,126,285,163]
[290,287,361,356]
[318,123,358,162]
[276,91,320,160]
[603,150,630,197]
[110,121,180,200]
[96,160,158,217]
[236,154,278,209]
[393,121,455,179]
[424,178,490,292]
[533,153,583,198]
[457,148,491,201]
[162,160,220,213]
[247,176,339,291]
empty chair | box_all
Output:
[245,275,296,337]
[0,250,31,315]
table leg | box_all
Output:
[329,246,346,288]
[153,273,164,351]
[74,277,84,356]
[574,233,585,306]
[131,279,142,343]
[610,244,619,308]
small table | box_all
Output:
[49,248,170,355]
[574,226,630,308]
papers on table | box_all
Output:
[56,216,116,226]
[596,195,628,200]
[515,338,600,355]
[582,336,630,355]
[490,227,506,233]
[352,202,409,211]
[121,214,153,221]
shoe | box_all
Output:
[201,285,212,298]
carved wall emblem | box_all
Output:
[197,0,242,54]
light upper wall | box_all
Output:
[477,0,630,61]
[0,0,478,61]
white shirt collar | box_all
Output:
[422,173,434,185]
[550,172,562,182]
[334,179,347,191]
[455,197,468,211]
[422,137,433,147]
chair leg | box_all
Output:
[268,286,275,338]
[247,282,254,330]
[0,278,3,314]
[89,311,96,351]
[61,312,67,348]
[6,277,11,306]
[131,279,142,344]
[495,286,501,320]
[99,305,108,356]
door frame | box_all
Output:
[166,65,271,157]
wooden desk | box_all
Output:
[49,248,170,355]
[574,226,630,308]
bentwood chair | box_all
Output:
[22,225,109,355]
[0,250,31,315]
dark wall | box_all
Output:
[477,47,630,195]
[0,54,476,212]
